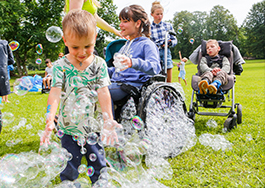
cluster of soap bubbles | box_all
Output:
[0,142,72,187]
[198,133,233,151]
[13,77,33,96]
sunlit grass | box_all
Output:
[1,60,264,187]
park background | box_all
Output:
[0,0,264,187]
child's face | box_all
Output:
[119,18,141,40]
[151,8,163,24]
[206,41,220,57]
[63,32,96,63]
[46,62,52,68]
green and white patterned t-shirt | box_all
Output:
[52,55,110,137]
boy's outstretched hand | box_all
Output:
[40,120,55,146]
[101,119,123,146]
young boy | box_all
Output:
[178,51,188,86]
[42,59,53,89]
[198,39,230,94]
[40,9,120,184]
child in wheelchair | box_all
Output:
[198,39,230,95]
[108,5,161,118]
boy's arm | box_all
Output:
[40,87,61,145]
[44,71,48,77]
[221,57,231,74]
[97,86,122,146]
[97,86,113,120]
[200,57,212,73]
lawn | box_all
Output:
[1,59,264,187]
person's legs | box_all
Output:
[166,49,173,83]
[198,71,213,94]
[178,77,181,84]
[60,134,82,182]
[167,68,172,83]
[84,140,106,184]
[47,77,52,89]
[43,78,47,89]
[183,79,187,86]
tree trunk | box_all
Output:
[14,52,23,77]
[22,63,28,76]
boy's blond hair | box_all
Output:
[62,9,96,39]
[206,39,219,47]
[183,57,188,62]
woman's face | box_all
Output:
[151,8,163,24]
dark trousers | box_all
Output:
[60,134,106,184]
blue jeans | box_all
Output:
[60,134,106,184]
[159,48,173,69]
[108,82,142,117]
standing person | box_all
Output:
[40,10,121,184]
[108,4,161,117]
[198,39,230,94]
[178,51,188,86]
[64,0,122,55]
[0,40,15,103]
[150,1,177,83]
[42,59,53,89]
[58,52,64,59]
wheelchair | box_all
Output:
[188,40,242,131]
[41,78,52,94]
[105,37,194,158]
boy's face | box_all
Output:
[63,32,96,63]
[206,41,220,57]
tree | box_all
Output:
[172,11,208,59]
[0,0,65,76]
[242,0,265,58]
[96,0,120,58]
[206,5,239,44]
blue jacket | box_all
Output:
[108,37,161,84]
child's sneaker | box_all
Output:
[208,80,221,94]
[198,80,208,94]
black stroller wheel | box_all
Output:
[236,104,242,124]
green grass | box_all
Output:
[1,60,264,187]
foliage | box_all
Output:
[242,0,265,58]
[0,0,65,76]
[96,0,120,57]
[171,5,239,59]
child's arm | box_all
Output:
[179,51,182,61]
[97,86,122,146]
[44,70,48,78]
[40,87,61,145]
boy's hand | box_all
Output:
[212,68,221,76]
[101,119,122,146]
[40,120,55,146]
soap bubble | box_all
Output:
[35,58,42,65]
[36,44,43,55]
[8,41,20,51]
[2,112,15,125]
[45,26,63,43]
[86,132,98,145]
[56,129,64,139]
[13,77,33,96]
[130,116,144,130]
[78,164,87,174]
[189,38,195,44]
[89,153,97,162]
[177,27,183,34]
[86,166,95,177]
[178,23,183,28]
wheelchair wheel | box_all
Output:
[138,82,194,158]
[236,103,242,124]
[224,115,237,131]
